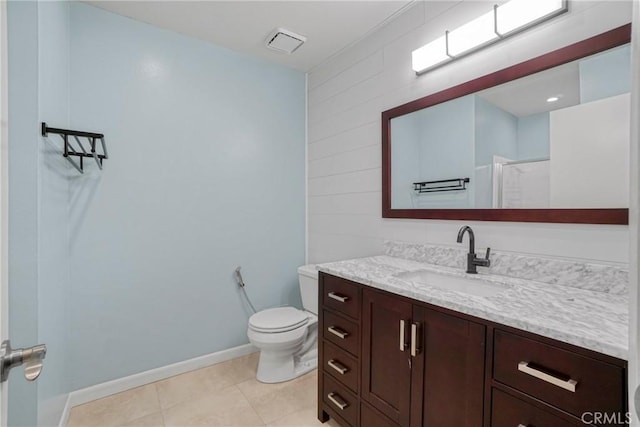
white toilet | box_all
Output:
[247,264,319,383]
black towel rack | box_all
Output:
[41,122,108,174]
[413,177,470,193]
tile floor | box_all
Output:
[67,352,341,427]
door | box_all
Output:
[362,289,413,426]
[0,0,8,422]
[410,307,486,427]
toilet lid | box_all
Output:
[249,307,309,333]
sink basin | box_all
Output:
[394,270,508,297]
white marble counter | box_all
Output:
[317,255,628,360]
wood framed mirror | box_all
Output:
[382,24,631,224]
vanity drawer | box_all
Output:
[324,310,360,356]
[491,388,575,427]
[493,330,625,421]
[324,373,359,427]
[323,341,359,392]
[323,274,361,320]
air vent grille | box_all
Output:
[266,28,306,54]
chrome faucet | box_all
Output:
[456,226,491,274]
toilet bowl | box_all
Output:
[247,264,318,383]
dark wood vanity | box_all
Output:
[317,272,628,427]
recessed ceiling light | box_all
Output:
[546,96,560,103]
[265,28,306,54]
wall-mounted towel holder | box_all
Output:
[413,177,470,193]
[41,122,107,174]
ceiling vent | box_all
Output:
[265,28,306,54]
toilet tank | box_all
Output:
[298,264,318,315]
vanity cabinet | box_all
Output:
[360,290,485,427]
[361,290,412,426]
[410,306,485,427]
[317,272,628,427]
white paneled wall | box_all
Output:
[307,0,632,265]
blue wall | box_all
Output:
[67,4,305,389]
[410,95,475,209]
[579,44,631,103]
[390,113,420,208]
[37,1,71,425]
[517,112,550,160]
[474,96,518,166]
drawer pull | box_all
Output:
[400,320,406,351]
[327,359,349,375]
[327,392,349,410]
[517,361,577,393]
[327,326,349,339]
[410,322,420,357]
[328,292,349,303]
[518,425,528,427]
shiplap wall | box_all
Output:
[307,0,632,265]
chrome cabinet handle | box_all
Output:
[410,322,420,357]
[400,320,406,351]
[327,359,348,375]
[327,392,349,410]
[328,292,349,303]
[518,361,577,393]
[518,424,528,427]
[327,326,348,339]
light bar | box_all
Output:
[411,0,567,75]
[411,36,449,73]
[496,0,566,35]
[447,10,497,57]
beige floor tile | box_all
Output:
[239,371,317,424]
[162,385,264,427]
[67,384,160,427]
[156,352,259,409]
[266,405,342,427]
[237,369,317,402]
[120,412,164,427]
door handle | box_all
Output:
[0,340,47,382]
[410,322,420,357]
[399,320,406,351]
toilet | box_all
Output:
[247,264,318,383]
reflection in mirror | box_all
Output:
[391,44,630,210]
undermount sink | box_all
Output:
[393,270,509,297]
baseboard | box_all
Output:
[58,395,72,427]
[58,343,257,427]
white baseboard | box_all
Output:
[58,343,258,427]
[58,396,72,427]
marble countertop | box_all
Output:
[317,255,628,360]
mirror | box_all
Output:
[382,25,630,224]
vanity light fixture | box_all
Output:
[412,0,568,75]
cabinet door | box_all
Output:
[362,289,413,427]
[410,307,486,427]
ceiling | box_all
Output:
[477,60,581,117]
[87,0,414,71]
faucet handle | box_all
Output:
[484,247,491,260]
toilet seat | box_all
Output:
[249,307,309,333]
